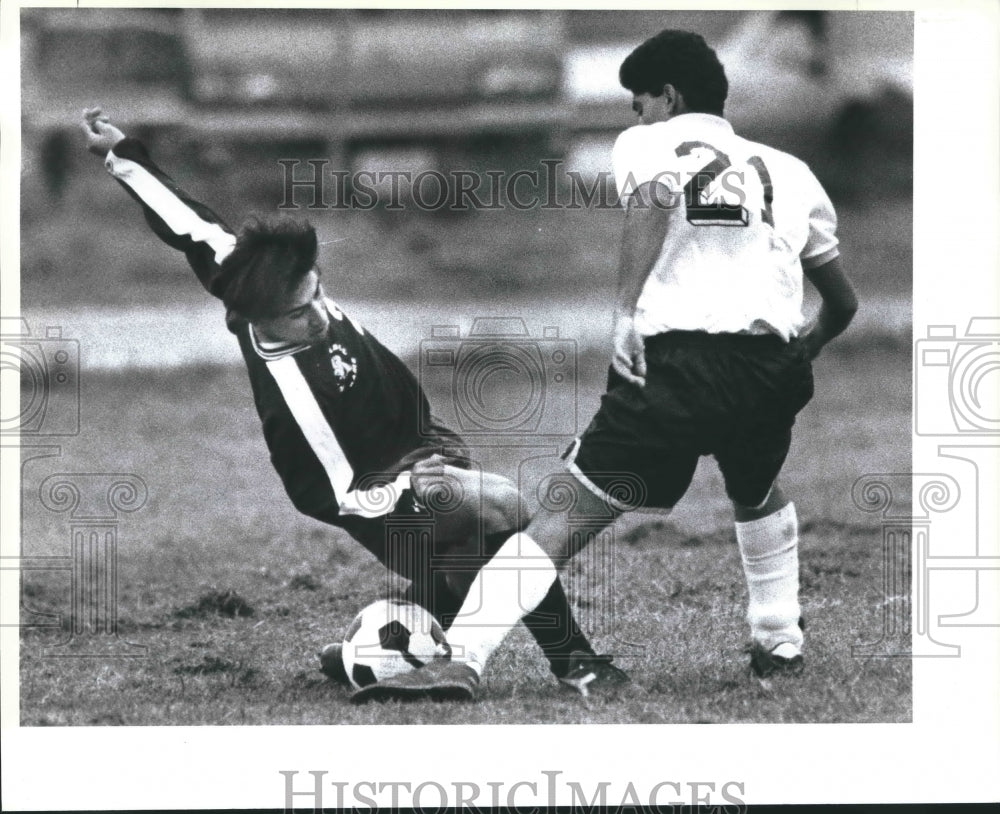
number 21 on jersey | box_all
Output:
[675,141,774,228]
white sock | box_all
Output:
[735,502,803,653]
[445,533,558,675]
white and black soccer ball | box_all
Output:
[341,598,451,690]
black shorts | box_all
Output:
[337,488,445,580]
[338,417,479,580]
[341,489,515,586]
[566,331,814,511]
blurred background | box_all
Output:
[18,8,912,364]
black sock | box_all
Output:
[522,577,595,677]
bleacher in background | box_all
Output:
[21,8,911,205]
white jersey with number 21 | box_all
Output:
[613,113,840,341]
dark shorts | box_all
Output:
[339,417,482,580]
[338,488,446,580]
[341,488,516,587]
[566,331,814,511]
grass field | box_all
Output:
[18,332,912,725]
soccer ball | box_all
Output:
[341,598,451,690]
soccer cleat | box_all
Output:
[558,652,630,698]
[350,659,479,704]
[749,641,804,679]
[318,642,351,686]
[749,616,806,680]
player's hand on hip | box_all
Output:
[796,320,825,360]
[612,316,647,386]
[81,107,126,156]
[799,332,823,360]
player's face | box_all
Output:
[254,269,329,345]
[631,93,672,125]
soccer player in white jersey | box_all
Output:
[79,107,628,699]
[357,29,858,702]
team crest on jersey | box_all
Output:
[328,343,358,392]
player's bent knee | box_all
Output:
[418,467,528,536]
[732,483,788,522]
[477,479,530,535]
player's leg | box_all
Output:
[403,461,517,628]
[354,356,698,701]
[352,482,627,703]
[317,509,430,686]
[439,481,623,686]
[408,459,608,677]
[512,489,635,694]
[425,537,607,682]
[326,470,603,689]
[715,338,814,679]
[437,379,699,694]
[730,481,806,678]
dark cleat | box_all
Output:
[558,652,630,698]
[318,642,351,686]
[749,641,804,680]
[750,617,806,682]
[350,659,479,704]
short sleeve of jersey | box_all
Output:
[800,169,840,269]
[612,125,683,204]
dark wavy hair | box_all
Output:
[619,29,728,116]
[218,217,318,321]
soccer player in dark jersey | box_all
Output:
[356,29,858,702]
[80,108,628,698]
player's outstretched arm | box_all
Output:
[78,107,237,301]
[800,257,859,359]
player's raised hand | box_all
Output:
[81,107,126,156]
[612,315,647,386]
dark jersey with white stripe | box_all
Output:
[106,138,456,524]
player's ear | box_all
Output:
[662,83,684,114]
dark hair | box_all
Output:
[619,29,728,116]
[218,217,318,321]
